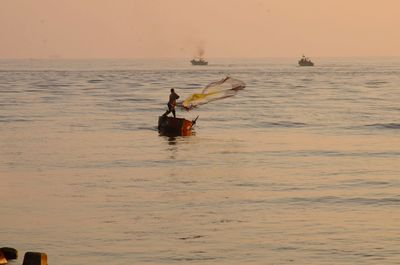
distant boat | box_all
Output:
[191,58,208,66]
[298,55,314,66]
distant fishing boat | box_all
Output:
[190,58,208,66]
[158,115,198,136]
[298,55,314,66]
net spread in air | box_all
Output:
[180,77,245,110]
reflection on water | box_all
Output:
[167,136,177,145]
[161,133,199,160]
[165,135,178,160]
[1,58,400,265]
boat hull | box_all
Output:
[190,59,208,65]
[298,60,314,66]
[158,116,195,136]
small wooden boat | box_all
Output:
[158,116,198,136]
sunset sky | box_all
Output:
[1,0,399,59]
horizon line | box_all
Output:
[1,55,400,60]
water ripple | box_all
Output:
[278,196,400,206]
[365,123,400,129]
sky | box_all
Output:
[1,0,400,59]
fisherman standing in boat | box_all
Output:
[163,88,180,118]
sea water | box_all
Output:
[1,58,399,264]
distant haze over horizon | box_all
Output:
[1,0,400,59]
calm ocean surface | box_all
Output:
[1,58,399,264]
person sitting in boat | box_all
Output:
[163,88,180,118]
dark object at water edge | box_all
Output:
[0,247,18,260]
[22,252,47,265]
[158,116,198,136]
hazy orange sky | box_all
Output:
[1,0,399,59]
